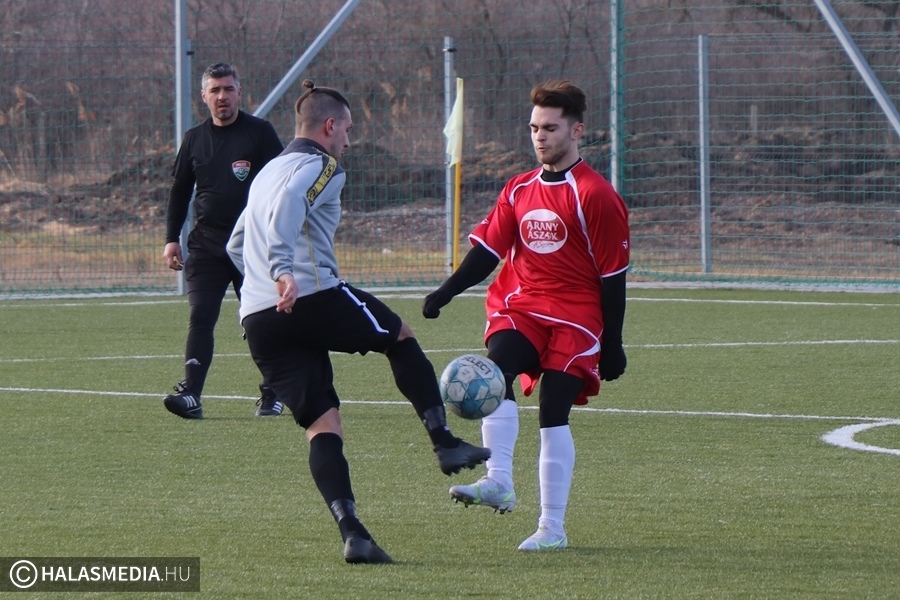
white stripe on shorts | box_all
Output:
[339,283,390,334]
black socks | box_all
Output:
[329,499,371,542]
[309,433,371,542]
[387,338,458,448]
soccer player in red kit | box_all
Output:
[423,80,630,551]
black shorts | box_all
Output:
[241,283,402,428]
[184,226,243,296]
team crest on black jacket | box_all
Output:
[232,160,251,181]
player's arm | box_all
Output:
[599,269,627,381]
[585,177,630,381]
[422,243,499,318]
[226,210,246,276]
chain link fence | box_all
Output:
[0,0,897,296]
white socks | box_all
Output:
[537,424,575,532]
[481,402,575,533]
[481,399,519,489]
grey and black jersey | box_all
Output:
[228,137,344,320]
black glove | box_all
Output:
[422,286,454,319]
[422,244,500,319]
[599,342,626,381]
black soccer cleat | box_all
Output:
[163,381,203,420]
[254,384,284,417]
[343,533,393,564]
[434,438,491,476]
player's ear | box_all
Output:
[571,121,585,140]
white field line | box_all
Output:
[626,297,900,308]
[820,421,900,457]
[0,385,892,422]
[2,294,897,455]
[636,339,899,349]
[1,386,896,456]
[1,338,897,364]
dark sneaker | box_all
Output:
[255,385,284,417]
[163,381,203,419]
[434,439,491,476]
[343,533,393,564]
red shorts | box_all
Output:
[485,308,601,404]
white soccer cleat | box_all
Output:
[517,527,568,551]
[449,477,516,513]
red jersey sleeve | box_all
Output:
[580,167,630,277]
[469,170,541,259]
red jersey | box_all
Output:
[470,159,629,404]
[470,159,630,330]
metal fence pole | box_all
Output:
[443,36,455,278]
[698,35,712,274]
[609,0,624,193]
[814,0,900,141]
[174,0,192,295]
[253,0,362,119]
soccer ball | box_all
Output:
[439,354,506,420]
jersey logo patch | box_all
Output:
[520,208,567,254]
[306,153,337,205]
[232,160,251,181]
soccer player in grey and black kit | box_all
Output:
[163,62,285,419]
[227,80,490,564]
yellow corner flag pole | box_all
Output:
[443,77,464,271]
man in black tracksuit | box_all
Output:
[162,62,284,419]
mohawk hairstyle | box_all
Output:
[295,79,350,127]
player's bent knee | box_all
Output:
[538,370,581,427]
[396,321,415,342]
[306,408,344,441]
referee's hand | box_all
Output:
[163,242,183,271]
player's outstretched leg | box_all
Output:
[386,338,490,474]
[433,434,492,476]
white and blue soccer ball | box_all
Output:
[439,354,506,420]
